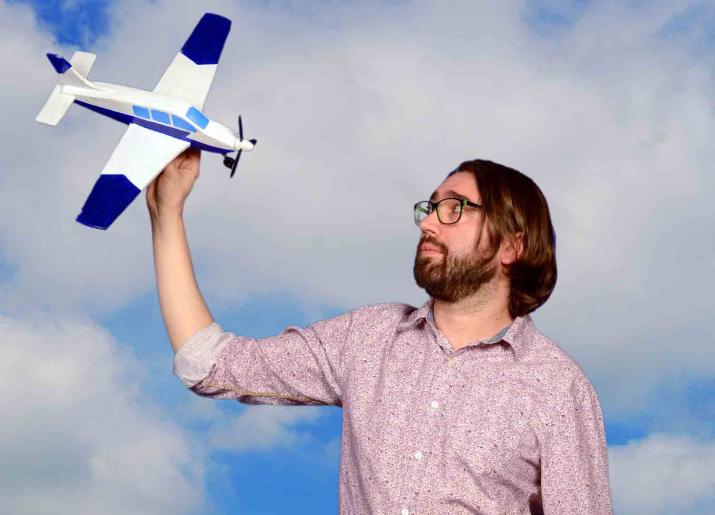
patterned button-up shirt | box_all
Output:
[174,300,613,514]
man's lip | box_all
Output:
[420,244,442,254]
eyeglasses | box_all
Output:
[414,197,482,226]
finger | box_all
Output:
[164,156,180,173]
[145,178,155,205]
[173,148,194,170]
[179,148,201,176]
[185,148,201,168]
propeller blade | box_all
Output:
[238,115,244,140]
[230,149,242,178]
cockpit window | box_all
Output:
[132,106,151,119]
[151,110,170,124]
[186,107,209,129]
[171,115,196,133]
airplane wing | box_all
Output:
[153,13,231,109]
[76,124,189,230]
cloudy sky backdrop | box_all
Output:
[1,0,714,513]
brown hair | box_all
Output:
[449,159,557,317]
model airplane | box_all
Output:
[35,12,256,230]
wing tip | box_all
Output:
[76,214,110,230]
[203,12,231,25]
[181,12,232,65]
[76,174,141,230]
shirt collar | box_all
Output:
[397,299,434,330]
[398,298,532,359]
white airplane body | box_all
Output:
[36,13,255,230]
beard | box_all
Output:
[413,235,497,303]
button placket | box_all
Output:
[400,341,450,513]
[404,369,448,512]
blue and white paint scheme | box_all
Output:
[36,13,256,230]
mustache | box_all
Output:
[418,235,448,253]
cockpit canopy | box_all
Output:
[132,105,206,133]
[186,107,209,129]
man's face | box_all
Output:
[413,171,497,302]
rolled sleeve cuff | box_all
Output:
[173,322,232,388]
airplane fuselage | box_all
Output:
[62,82,252,155]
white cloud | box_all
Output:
[609,433,715,515]
[182,393,329,454]
[0,313,203,515]
[201,402,326,453]
[0,308,338,513]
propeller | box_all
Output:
[223,115,257,178]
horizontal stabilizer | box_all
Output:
[35,84,75,125]
[76,174,141,230]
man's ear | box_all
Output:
[500,232,524,266]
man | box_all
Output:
[148,150,613,514]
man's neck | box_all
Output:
[432,280,513,351]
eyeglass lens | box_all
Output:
[414,199,462,225]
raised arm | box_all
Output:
[147,148,214,352]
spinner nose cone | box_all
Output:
[235,138,256,151]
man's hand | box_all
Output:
[146,148,201,219]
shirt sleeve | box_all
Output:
[173,310,354,407]
[540,371,614,515]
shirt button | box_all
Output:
[414,450,423,461]
[430,400,439,410]
[447,357,454,367]
[401,509,410,515]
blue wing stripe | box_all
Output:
[181,13,231,65]
[76,174,141,230]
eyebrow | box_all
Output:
[429,189,473,202]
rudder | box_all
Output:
[70,51,96,77]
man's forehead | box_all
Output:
[429,171,480,201]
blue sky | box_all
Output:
[2,0,715,513]
[99,293,344,513]
[9,0,113,46]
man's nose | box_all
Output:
[419,209,440,235]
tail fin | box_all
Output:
[36,51,98,126]
[69,51,96,77]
